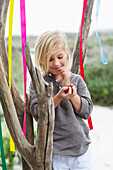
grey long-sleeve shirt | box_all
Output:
[29,72,93,157]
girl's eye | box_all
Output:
[49,58,53,62]
[58,55,63,59]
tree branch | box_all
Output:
[0,0,24,116]
[25,42,55,169]
[0,58,36,168]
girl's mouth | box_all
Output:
[57,68,61,72]
[53,67,61,71]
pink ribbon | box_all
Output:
[20,0,27,137]
[80,0,93,130]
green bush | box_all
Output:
[0,116,21,169]
[12,51,24,96]
[84,59,113,106]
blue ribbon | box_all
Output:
[96,0,108,64]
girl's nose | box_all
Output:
[54,59,59,66]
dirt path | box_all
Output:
[89,105,113,170]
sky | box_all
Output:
[5,0,113,37]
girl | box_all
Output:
[29,30,93,170]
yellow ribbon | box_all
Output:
[8,0,15,151]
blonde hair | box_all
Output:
[35,30,70,75]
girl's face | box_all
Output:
[48,49,68,77]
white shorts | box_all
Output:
[52,148,93,170]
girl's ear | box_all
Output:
[66,48,69,58]
[66,48,68,53]
[65,48,70,68]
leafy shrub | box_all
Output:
[12,51,24,96]
[0,116,21,169]
[84,59,113,106]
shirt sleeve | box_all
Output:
[29,81,39,122]
[74,75,93,119]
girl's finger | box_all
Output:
[68,86,72,94]
[63,86,69,94]
[71,85,75,93]
[57,67,64,71]
[71,86,77,97]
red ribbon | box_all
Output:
[80,0,93,130]
[20,0,27,137]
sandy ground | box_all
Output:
[89,105,113,170]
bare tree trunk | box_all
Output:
[71,0,95,74]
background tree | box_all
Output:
[0,0,94,169]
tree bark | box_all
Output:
[71,0,95,74]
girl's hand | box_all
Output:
[58,85,77,100]
[53,85,78,108]
[58,67,71,87]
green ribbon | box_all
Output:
[0,115,7,170]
